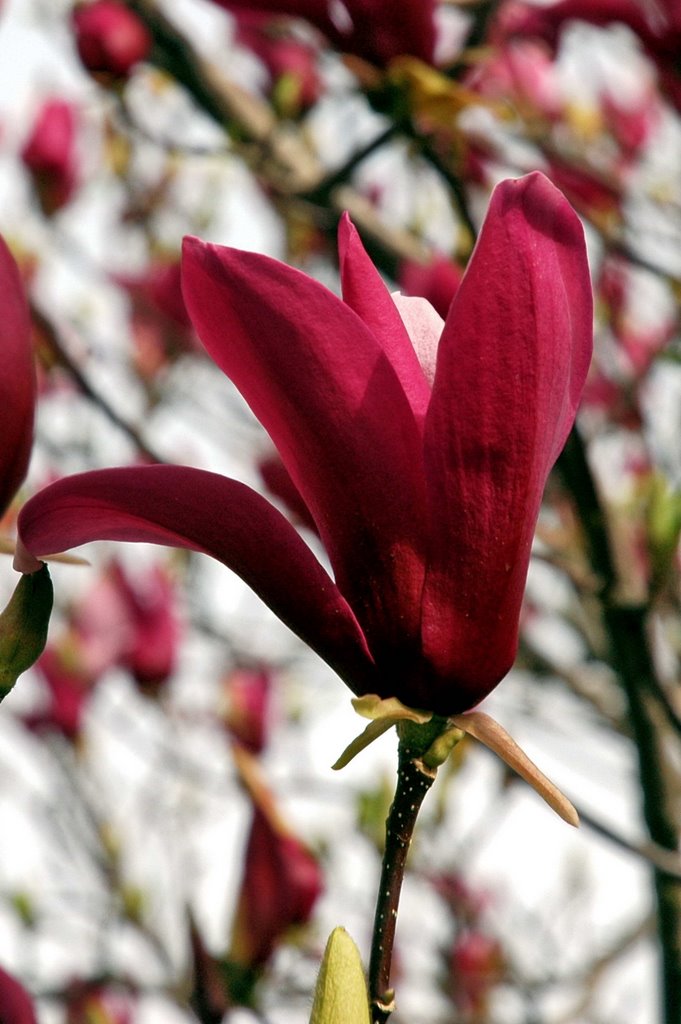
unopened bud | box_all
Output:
[310,927,370,1024]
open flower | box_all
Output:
[15,173,592,716]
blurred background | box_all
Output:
[1,1,681,1021]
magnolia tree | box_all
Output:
[0,1,680,1023]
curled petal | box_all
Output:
[16,466,375,692]
[421,172,593,712]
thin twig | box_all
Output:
[31,302,163,464]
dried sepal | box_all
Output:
[451,711,579,827]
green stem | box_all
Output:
[369,732,438,1024]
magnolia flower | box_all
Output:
[15,172,592,717]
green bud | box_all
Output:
[10,890,36,928]
[0,565,53,702]
[310,927,370,1024]
[422,725,466,769]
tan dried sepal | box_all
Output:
[451,711,579,827]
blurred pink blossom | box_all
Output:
[229,802,322,966]
[20,99,79,215]
[72,1,152,79]
[0,967,37,1024]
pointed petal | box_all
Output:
[0,238,35,515]
[421,172,593,712]
[337,214,431,418]
[181,236,428,671]
[16,466,376,692]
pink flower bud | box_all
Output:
[21,99,79,215]
[72,1,151,79]
[234,13,321,115]
[23,646,94,741]
[450,931,504,1015]
[222,666,272,754]
[230,805,323,966]
[398,256,463,320]
[108,560,180,694]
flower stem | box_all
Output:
[369,732,438,1024]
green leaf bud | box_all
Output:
[0,565,53,702]
[310,927,370,1024]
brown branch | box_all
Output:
[369,743,436,1023]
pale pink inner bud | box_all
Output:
[391,292,443,386]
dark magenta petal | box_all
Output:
[341,0,437,64]
[16,466,376,693]
[205,0,436,64]
[182,236,428,670]
[337,213,430,423]
[420,172,593,712]
[0,237,35,515]
[0,968,37,1024]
